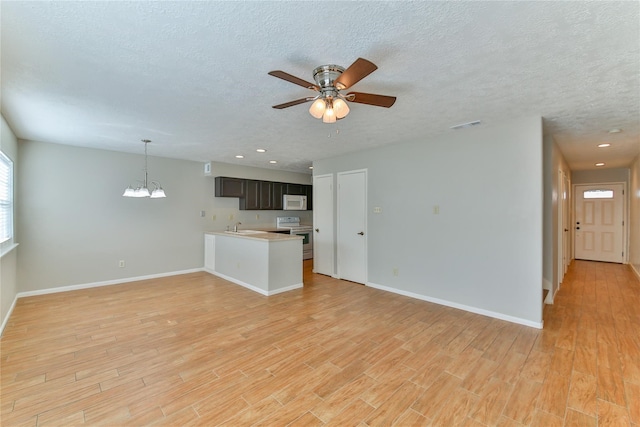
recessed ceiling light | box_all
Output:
[235,155,244,159]
[608,128,622,134]
[598,143,611,148]
[269,160,277,164]
[256,148,267,153]
[595,162,605,167]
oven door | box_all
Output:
[292,229,313,259]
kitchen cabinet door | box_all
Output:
[260,181,274,209]
[272,182,286,210]
[286,183,305,195]
[215,177,245,198]
[240,180,260,210]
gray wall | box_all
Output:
[314,115,544,326]
[1,115,19,326]
[16,141,311,294]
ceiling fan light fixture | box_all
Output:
[309,98,326,119]
[333,98,350,119]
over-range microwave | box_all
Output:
[283,194,307,210]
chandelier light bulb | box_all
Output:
[309,99,326,119]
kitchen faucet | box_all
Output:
[233,222,242,232]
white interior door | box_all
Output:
[574,183,625,263]
[312,174,334,276]
[337,170,367,284]
[562,173,571,274]
[557,171,570,286]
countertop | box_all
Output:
[205,231,303,242]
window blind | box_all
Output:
[0,151,13,244]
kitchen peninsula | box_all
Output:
[204,231,303,296]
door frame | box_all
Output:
[572,181,628,264]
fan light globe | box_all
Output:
[322,107,337,123]
[309,99,326,119]
[333,98,350,119]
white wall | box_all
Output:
[630,154,640,278]
[1,115,19,327]
[314,115,544,327]
[17,141,311,293]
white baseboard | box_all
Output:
[0,295,19,336]
[16,268,205,299]
[631,263,640,282]
[542,278,552,291]
[207,271,302,296]
[367,282,543,330]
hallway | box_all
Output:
[541,260,640,425]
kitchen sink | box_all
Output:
[224,230,266,235]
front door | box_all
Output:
[574,183,625,263]
[337,169,367,284]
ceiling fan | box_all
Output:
[268,58,396,123]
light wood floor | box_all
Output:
[1,260,639,426]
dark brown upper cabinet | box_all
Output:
[215,177,245,198]
[215,177,311,211]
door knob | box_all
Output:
[357,231,364,235]
[315,228,319,232]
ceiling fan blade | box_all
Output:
[268,71,319,91]
[334,58,378,90]
[272,97,314,109]
[346,92,396,108]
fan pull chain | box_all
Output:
[328,125,340,138]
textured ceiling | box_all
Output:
[1,1,639,173]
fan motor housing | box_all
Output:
[313,65,345,89]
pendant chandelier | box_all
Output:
[122,139,166,198]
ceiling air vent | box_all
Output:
[450,120,482,130]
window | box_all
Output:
[583,189,613,199]
[0,151,13,244]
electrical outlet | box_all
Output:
[229,214,234,220]
[119,260,125,268]
[373,207,382,214]
[212,215,216,221]
[433,205,440,215]
[393,268,399,276]
[200,210,206,217]
[256,214,260,220]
